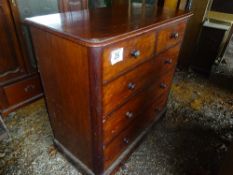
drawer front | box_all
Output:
[103,45,180,115]
[156,21,186,53]
[103,93,168,169]
[103,33,156,82]
[145,93,168,123]
[3,76,42,106]
[104,116,143,169]
[103,70,174,146]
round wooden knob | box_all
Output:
[24,85,35,92]
[171,32,179,39]
[160,83,167,89]
[131,50,140,58]
[165,59,173,64]
[128,82,136,90]
[123,138,129,144]
[125,112,134,119]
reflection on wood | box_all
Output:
[164,0,178,9]
[59,0,88,12]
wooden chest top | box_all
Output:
[25,6,191,47]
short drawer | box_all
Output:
[103,70,174,145]
[3,76,42,106]
[103,93,168,169]
[145,93,168,123]
[103,33,156,82]
[156,21,186,53]
[103,45,180,115]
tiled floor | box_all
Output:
[0,71,233,175]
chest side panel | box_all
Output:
[30,27,93,169]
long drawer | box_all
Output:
[3,75,42,106]
[103,32,156,82]
[103,92,169,169]
[103,69,174,145]
[103,45,180,115]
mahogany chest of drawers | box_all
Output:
[26,5,191,175]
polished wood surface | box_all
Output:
[103,45,181,115]
[103,90,169,169]
[103,32,155,82]
[0,0,26,83]
[31,26,93,168]
[145,93,169,122]
[0,0,42,117]
[103,113,142,169]
[25,5,191,46]
[0,73,43,117]
[9,0,38,73]
[27,5,191,175]
[103,70,174,146]
[3,75,42,106]
[156,21,186,53]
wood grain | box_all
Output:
[0,0,26,83]
[103,70,175,146]
[103,92,169,169]
[103,32,155,82]
[157,21,186,53]
[25,6,192,47]
[103,45,181,115]
[26,5,191,174]
[0,0,43,117]
[3,75,42,106]
[30,27,93,169]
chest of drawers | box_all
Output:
[26,6,191,175]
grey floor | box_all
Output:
[0,71,233,175]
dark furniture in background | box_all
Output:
[191,25,227,74]
[211,0,233,14]
[0,0,42,117]
[26,2,191,174]
[190,0,233,75]
[178,0,210,69]
[211,0,233,59]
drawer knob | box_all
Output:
[125,112,134,119]
[128,82,136,90]
[123,138,129,144]
[131,50,140,58]
[160,83,167,89]
[24,85,35,92]
[171,32,179,39]
[165,59,173,64]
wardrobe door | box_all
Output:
[0,0,26,83]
